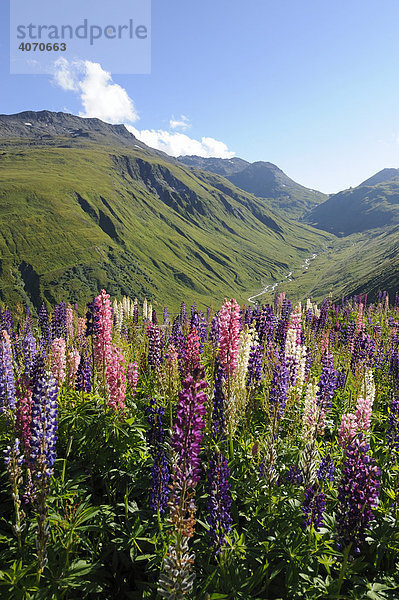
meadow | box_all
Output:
[0,289,399,599]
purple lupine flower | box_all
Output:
[132,302,139,325]
[179,301,187,327]
[387,396,399,456]
[212,364,225,441]
[198,312,208,351]
[275,317,289,355]
[209,314,220,348]
[317,298,330,331]
[247,343,263,387]
[269,359,289,417]
[304,346,312,380]
[335,370,347,391]
[51,301,67,340]
[163,306,169,324]
[0,310,15,338]
[206,450,232,553]
[30,372,59,478]
[302,484,326,531]
[336,435,380,552]
[146,399,170,514]
[284,464,303,485]
[0,331,16,413]
[152,309,158,324]
[148,324,162,370]
[316,354,338,414]
[256,305,276,345]
[75,353,92,393]
[351,333,375,371]
[171,369,207,491]
[317,454,335,483]
[38,304,51,349]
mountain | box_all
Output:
[306,169,399,236]
[0,111,330,312]
[177,155,249,177]
[178,155,327,217]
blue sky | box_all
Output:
[1,0,399,193]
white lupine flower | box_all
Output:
[143,298,148,320]
[227,326,256,434]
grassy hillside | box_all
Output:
[306,174,399,236]
[0,134,331,312]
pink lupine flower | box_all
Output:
[51,337,66,385]
[127,361,139,394]
[355,304,365,335]
[219,298,241,378]
[338,413,358,447]
[356,396,372,431]
[106,344,126,412]
[66,305,74,339]
[94,289,113,367]
[67,349,81,384]
[185,327,200,375]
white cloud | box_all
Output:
[169,115,190,130]
[53,58,138,123]
[126,126,234,158]
[52,59,234,158]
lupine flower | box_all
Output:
[219,298,241,378]
[316,354,338,431]
[171,371,207,490]
[51,338,66,385]
[127,361,139,394]
[66,305,74,339]
[75,353,92,393]
[227,325,255,433]
[185,327,200,375]
[67,349,80,384]
[338,413,358,448]
[106,344,126,412]
[148,324,162,370]
[146,399,170,514]
[159,371,207,599]
[30,372,59,478]
[387,396,399,456]
[247,343,263,387]
[206,450,232,553]
[268,359,289,418]
[317,454,335,483]
[302,484,325,531]
[284,464,303,485]
[94,290,113,368]
[337,435,380,551]
[51,302,67,340]
[0,330,16,413]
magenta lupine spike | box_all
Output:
[94,289,113,367]
[106,344,126,412]
[219,298,241,378]
[51,337,66,385]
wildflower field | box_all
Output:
[1,289,399,600]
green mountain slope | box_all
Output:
[306,169,399,236]
[0,111,331,312]
[179,156,327,217]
